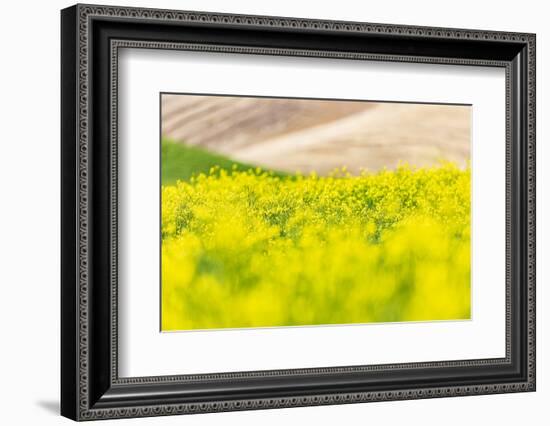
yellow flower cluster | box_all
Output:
[162,163,471,331]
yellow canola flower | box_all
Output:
[161,163,471,331]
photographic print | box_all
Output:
[160,94,472,331]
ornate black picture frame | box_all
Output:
[61,3,536,421]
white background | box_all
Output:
[0,0,547,425]
[119,50,505,376]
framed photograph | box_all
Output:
[61,4,536,421]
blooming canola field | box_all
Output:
[161,163,471,331]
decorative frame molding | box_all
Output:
[61,3,535,421]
